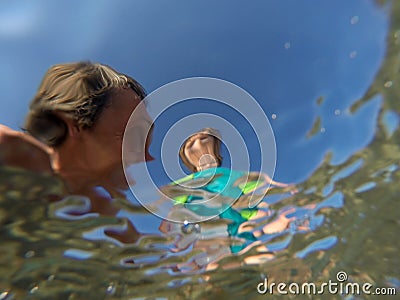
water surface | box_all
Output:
[0,0,399,299]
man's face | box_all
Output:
[82,87,153,173]
[183,132,218,172]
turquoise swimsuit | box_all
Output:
[171,167,265,252]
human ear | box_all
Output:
[53,112,80,138]
[24,110,68,147]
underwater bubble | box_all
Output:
[47,274,55,281]
[181,222,201,234]
[349,51,357,59]
[24,250,35,258]
[384,81,393,88]
[193,223,201,233]
[106,283,116,295]
[271,113,277,120]
[181,221,194,234]
[0,291,14,300]
[350,16,359,24]
[334,109,341,115]
[29,286,39,294]
[284,42,291,49]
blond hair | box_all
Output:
[25,61,146,147]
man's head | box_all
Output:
[24,62,153,183]
[25,61,146,147]
[179,127,222,172]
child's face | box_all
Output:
[183,132,218,172]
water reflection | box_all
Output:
[1,1,400,300]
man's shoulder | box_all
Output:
[0,124,53,173]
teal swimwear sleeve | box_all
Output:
[240,208,258,220]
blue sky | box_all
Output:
[0,0,389,187]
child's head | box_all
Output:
[179,128,222,172]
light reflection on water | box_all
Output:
[1,3,400,300]
[1,109,398,300]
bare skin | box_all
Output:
[51,88,153,194]
[0,88,153,243]
[183,132,295,230]
[159,129,300,267]
[0,124,53,174]
[1,88,152,194]
[183,131,295,190]
[183,132,219,171]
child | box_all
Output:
[156,128,302,273]
[160,128,296,248]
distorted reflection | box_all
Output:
[153,128,323,272]
[1,1,397,297]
